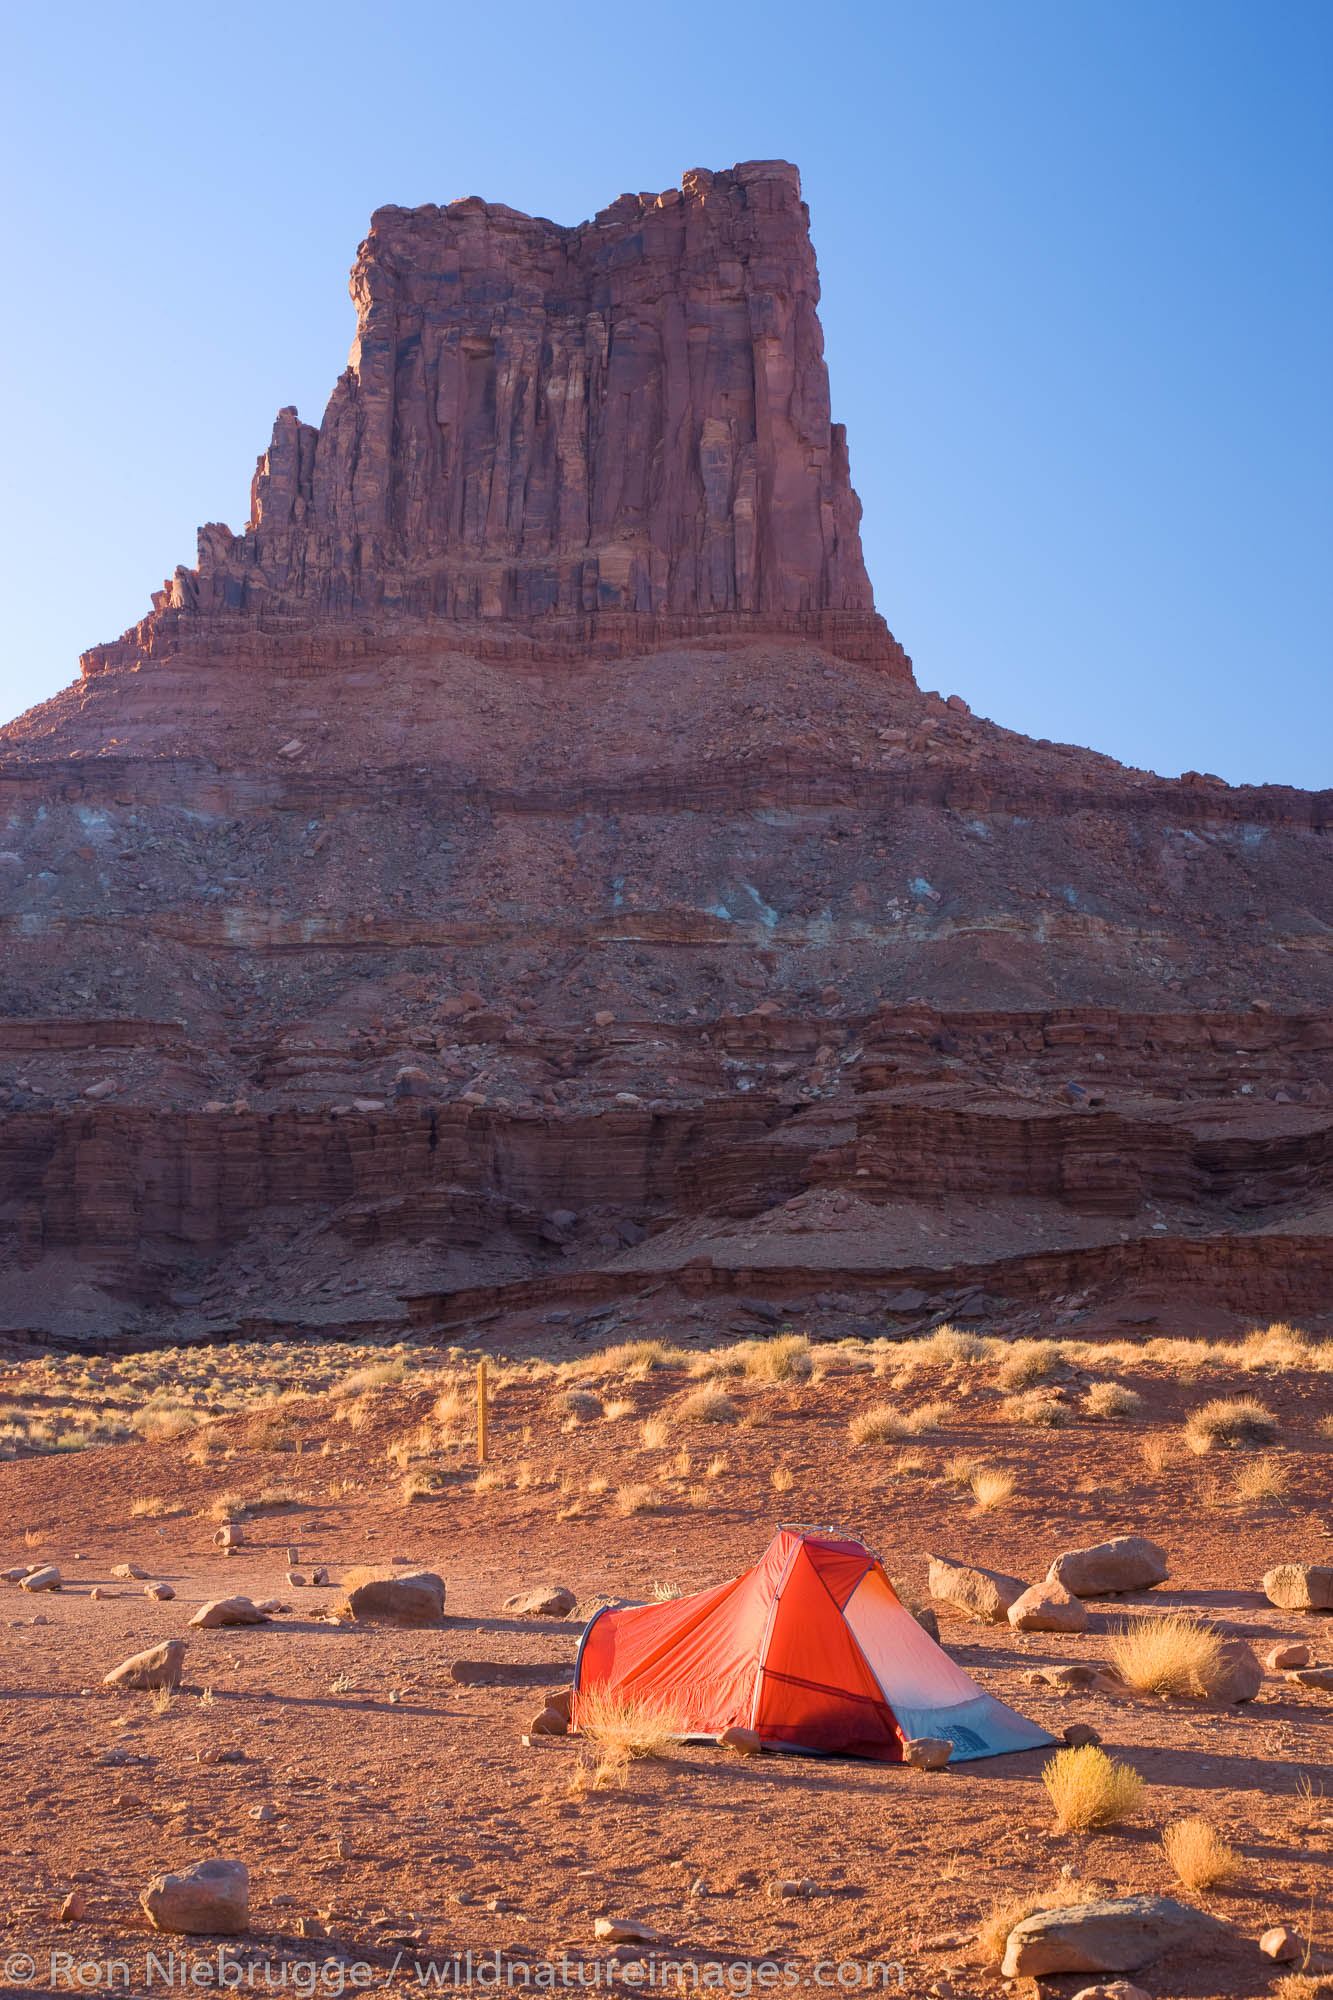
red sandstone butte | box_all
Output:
[87,160,906,677]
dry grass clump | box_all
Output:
[996,1340,1062,1392]
[970,1466,1016,1511]
[771,1464,794,1492]
[1231,1455,1288,1505]
[1161,1815,1241,1891]
[1140,1435,1174,1475]
[334,1359,406,1398]
[675,1387,737,1425]
[401,1468,449,1503]
[1084,1381,1145,1420]
[130,1495,188,1520]
[1185,1396,1279,1453]
[1000,1390,1071,1428]
[705,1454,728,1481]
[599,1340,671,1380]
[640,1415,671,1450]
[942,1452,984,1489]
[1042,1744,1144,1832]
[615,1482,660,1516]
[916,1324,989,1369]
[134,1405,200,1443]
[1240,1322,1312,1371]
[1108,1612,1228,1697]
[602,1399,636,1422]
[849,1403,913,1446]
[576,1685,684,1761]
[740,1333,812,1383]
[560,1388,604,1422]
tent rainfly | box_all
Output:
[572,1526,1054,1763]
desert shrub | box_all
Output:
[1185,1396,1278,1453]
[849,1403,912,1446]
[401,1468,449,1503]
[614,1482,659,1516]
[942,1452,985,1488]
[134,1405,199,1443]
[1231,1455,1287,1505]
[1161,1815,1240,1891]
[970,1466,1016,1511]
[130,1496,188,1519]
[600,1340,671,1379]
[1042,1745,1143,1832]
[560,1388,604,1422]
[996,1340,1062,1392]
[334,1359,406,1398]
[576,1685,683,1759]
[1108,1612,1229,1697]
[676,1387,737,1425]
[1239,1323,1312,1371]
[602,1400,636,1421]
[740,1334,812,1383]
[771,1464,794,1492]
[1000,1390,1071,1428]
[1084,1381,1144,1420]
[640,1415,670,1449]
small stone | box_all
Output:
[19,1565,61,1592]
[145,1582,176,1602]
[1287,1665,1333,1690]
[593,1011,616,1028]
[286,1546,300,1566]
[2,1565,31,1583]
[250,1802,277,1822]
[104,1639,187,1692]
[140,1857,249,1936]
[1214,1637,1262,1703]
[90,1586,112,1601]
[1260,1926,1303,1963]
[528,1707,568,1737]
[188,1597,271,1630]
[1008,1579,1089,1633]
[903,1737,952,1770]
[1062,1723,1103,1748]
[58,1889,86,1923]
[112,1563,149,1580]
[504,1585,577,1618]
[1265,1641,1311,1671]
[311,1566,329,1586]
[594,1917,660,1944]
[84,1078,117,1099]
[719,1724,763,1754]
[767,1879,806,1901]
[1046,1663,1101,1690]
[1071,1986,1152,2000]
[213,1524,244,1549]
[287,1571,308,1588]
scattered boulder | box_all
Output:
[1072,1986,1151,2000]
[1265,1641,1310,1671]
[112,1563,149,1580]
[213,1524,243,1550]
[188,1597,271,1630]
[594,1918,661,1945]
[1264,1563,1333,1613]
[1213,1637,1262,1703]
[719,1725,763,1755]
[287,1572,308,1589]
[104,1639,187,1692]
[19,1565,61,1592]
[140,1857,249,1936]
[504,1585,577,1618]
[311,1566,329,1586]
[927,1553,1025,1624]
[2,1565,31,1582]
[1260,1926,1303,1963]
[1063,1723,1103,1748]
[1009,1579,1089,1633]
[343,1570,446,1626]
[1048,1537,1167,1598]
[58,1890,86,1923]
[145,1582,176,1602]
[903,1737,952,1770]
[528,1706,569,1737]
[1287,1665,1333,1690]
[90,1586,111,1601]
[1002,1894,1228,1976]
[547,1687,574,1723]
[1044,1663,1102,1691]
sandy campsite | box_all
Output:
[1,1320,1330,1998]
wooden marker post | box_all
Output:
[477,1357,489,1464]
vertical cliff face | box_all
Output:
[102,159,902,669]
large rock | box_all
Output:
[85,164,903,676]
[344,1570,446,1626]
[1263,1563,1333,1612]
[1213,1637,1262,1703]
[104,1639,187,1691]
[1002,1895,1228,1976]
[927,1554,1025,1624]
[1047,1537,1168,1597]
[19,1565,61,1592]
[1008,1579,1089,1633]
[504,1585,577,1618]
[141,1857,249,1935]
[188,1597,271,1630]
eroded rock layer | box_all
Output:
[1,163,1330,1346]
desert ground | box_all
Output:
[1,1320,1331,2000]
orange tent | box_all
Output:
[572,1526,1053,1763]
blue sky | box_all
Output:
[2,0,1328,786]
